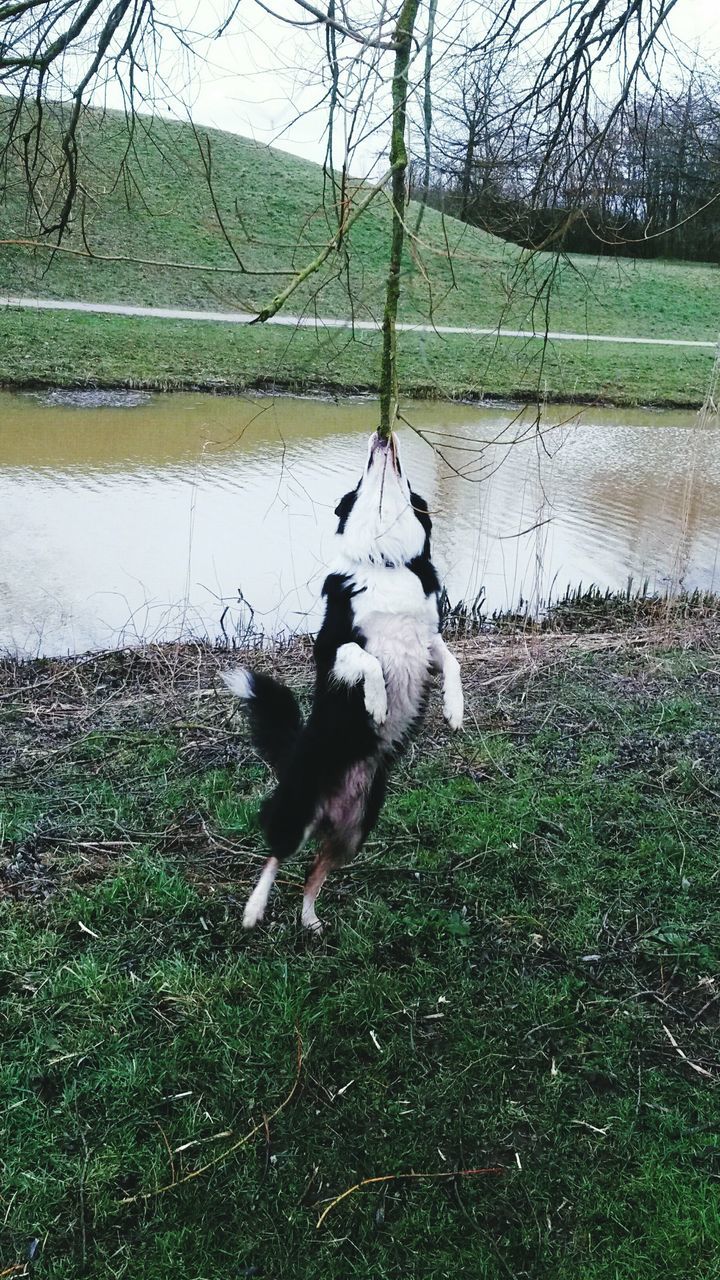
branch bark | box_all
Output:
[378,0,421,440]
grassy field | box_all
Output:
[2,625,719,1278]
[0,304,714,405]
[1,101,718,404]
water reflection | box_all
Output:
[1,390,718,656]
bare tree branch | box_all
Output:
[0,236,298,274]
[289,0,400,49]
[252,168,394,323]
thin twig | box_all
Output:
[662,1024,714,1079]
[119,1029,303,1204]
[252,171,393,324]
[316,1164,504,1228]
[0,238,294,275]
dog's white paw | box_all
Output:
[444,691,464,731]
[301,907,324,935]
[364,675,388,725]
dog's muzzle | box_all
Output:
[367,431,402,476]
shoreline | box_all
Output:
[0,372,707,411]
[1,305,715,409]
[4,601,720,673]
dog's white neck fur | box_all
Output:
[333,434,425,569]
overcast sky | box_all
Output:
[98,0,720,175]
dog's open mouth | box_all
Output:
[368,431,401,476]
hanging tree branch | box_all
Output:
[378,0,421,440]
[251,167,394,324]
[413,0,437,236]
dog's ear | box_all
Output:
[411,491,432,553]
[334,486,359,532]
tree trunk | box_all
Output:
[378,0,421,440]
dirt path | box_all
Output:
[2,294,716,349]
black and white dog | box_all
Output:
[223,431,463,932]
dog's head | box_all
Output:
[334,432,431,567]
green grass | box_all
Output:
[0,304,714,405]
[1,101,719,403]
[2,637,719,1278]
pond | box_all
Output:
[1,388,719,657]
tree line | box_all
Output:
[412,66,720,263]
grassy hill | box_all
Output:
[0,101,718,402]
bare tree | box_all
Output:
[423,63,720,261]
[1,0,706,429]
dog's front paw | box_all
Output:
[443,691,464,731]
[364,674,388,725]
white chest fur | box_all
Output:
[347,563,438,744]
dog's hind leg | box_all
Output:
[242,774,319,929]
[302,846,337,934]
[242,856,280,929]
[301,765,388,934]
[243,814,315,929]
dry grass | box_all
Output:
[2,622,719,1279]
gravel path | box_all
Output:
[2,294,716,349]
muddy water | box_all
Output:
[1,389,719,656]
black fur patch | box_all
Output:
[314,573,367,676]
[406,554,440,598]
[257,573,379,860]
[242,672,303,774]
[334,486,359,533]
[410,491,432,558]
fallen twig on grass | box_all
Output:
[119,1029,303,1204]
[316,1165,504,1228]
[662,1024,715,1080]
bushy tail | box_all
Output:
[222,667,304,774]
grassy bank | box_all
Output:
[2,626,719,1278]
[1,102,719,405]
[0,305,715,405]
